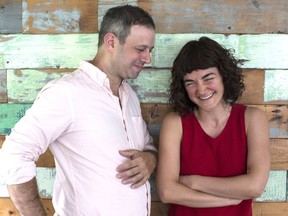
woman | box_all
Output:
[156,37,270,216]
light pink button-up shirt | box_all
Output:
[1,61,156,216]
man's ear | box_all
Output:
[104,32,115,49]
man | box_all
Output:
[0,5,157,216]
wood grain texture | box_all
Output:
[6,69,288,104]
[1,34,288,69]
[0,1,287,214]
[0,69,7,102]
[0,135,287,170]
[0,0,22,33]
[2,34,97,69]
[0,167,286,202]
[137,0,288,34]
[23,0,98,33]
[253,202,288,216]
[1,199,288,216]
[1,103,288,139]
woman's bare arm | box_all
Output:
[156,112,242,207]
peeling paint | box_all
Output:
[24,8,80,32]
[265,70,288,102]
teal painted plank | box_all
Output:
[7,69,67,103]
[265,70,288,102]
[0,103,31,134]
[2,34,288,69]
[256,171,287,202]
[2,34,97,69]
[0,169,285,201]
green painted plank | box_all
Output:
[2,34,288,69]
[0,103,31,134]
[0,168,285,202]
[2,34,97,69]
[0,0,22,33]
[265,70,288,102]
[7,69,67,103]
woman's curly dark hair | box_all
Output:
[169,37,245,116]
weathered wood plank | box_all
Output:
[151,201,168,216]
[255,171,287,202]
[253,202,288,216]
[23,0,98,33]
[2,34,97,69]
[0,104,32,134]
[0,199,287,216]
[264,70,288,103]
[0,0,22,33]
[1,104,288,139]
[154,34,288,69]
[1,34,288,70]
[137,0,288,34]
[2,0,287,34]
[0,135,287,170]
[239,35,288,69]
[270,139,288,170]
[7,69,69,103]
[0,168,285,202]
[142,104,288,139]
[98,0,137,30]
[6,69,288,104]
[0,69,7,102]
[0,168,55,198]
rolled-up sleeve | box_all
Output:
[0,81,73,185]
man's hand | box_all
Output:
[116,149,157,189]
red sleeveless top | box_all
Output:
[168,104,252,216]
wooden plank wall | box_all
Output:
[0,0,288,215]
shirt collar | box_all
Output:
[79,60,109,86]
[79,60,127,90]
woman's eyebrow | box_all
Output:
[202,72,215,79]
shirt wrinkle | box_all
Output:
[0,60,155,216]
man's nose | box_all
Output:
[142,50,151,64]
